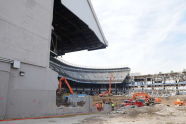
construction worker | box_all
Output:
[111,103,115,111]
[96,103,99,111]
[96,102,104,111]
[99,102,103,111]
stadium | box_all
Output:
[0,0,186,124]
[1,0,185,122]
[0,0,130,119]
[50,57,130,95]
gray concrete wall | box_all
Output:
[0,62,10,119]
[0,0,95,119]
[0,0,57,119]
[0,0,54,67]
[0,0,61,119]
[4,63,58,119]
[0,62,93,119]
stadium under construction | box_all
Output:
[129,71,186,96]
[0,0,130,119]
[0,0,185,121]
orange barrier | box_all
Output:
[155,98,161,103]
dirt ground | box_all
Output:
[85,95,186,124]
[92,94,186,106]
[92,95,130,105]
[81,104,186,124]
[1,95,186,124]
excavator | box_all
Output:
[174,99,185,106]
[99,75,114,97]
[57,77,74,95]
[132,92,161,105]
[56,77,74,107]
[132,92,153,105]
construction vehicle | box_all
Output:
[121,99,144,107]
[57,77,74,96]
[174,99,185,106]
[154,97,161,103]
[56,77,74,107]
[95,102,104,111]
[132,92,158,105]
[99,75,114,97]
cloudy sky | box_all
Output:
[62,0,186,74]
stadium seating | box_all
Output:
[50,57,130,84]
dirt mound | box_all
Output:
[112,104,186,117]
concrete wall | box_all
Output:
[0,62,59,119]
[0,0,58,119]
[0,62,10,119]
[0,62,94,119]
[0,0,95,119]
[0,0,54,67]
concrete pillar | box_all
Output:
[163,76,166,90]
[115,83,117,95]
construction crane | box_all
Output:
[58,77,74,94]
[99,74,114,97]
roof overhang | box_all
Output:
[52,0,107,55]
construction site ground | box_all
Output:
[1,95,186,124]
[92,94,186,106]
[90,95,186,124]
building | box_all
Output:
[0,0,130,119]
[129,71,186,95]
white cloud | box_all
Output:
[62,0,186,74]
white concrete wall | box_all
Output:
[179,86,186,90]
[166,86,176,90]
[154,87,164,90]
[0,0,54,67]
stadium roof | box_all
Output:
[52,0,107,55]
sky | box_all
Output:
[62,0,186,75]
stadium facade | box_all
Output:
[129,72,186,96]
[0,0,130,119]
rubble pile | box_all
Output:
[111,105,159,115]
[111,104,186,118]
